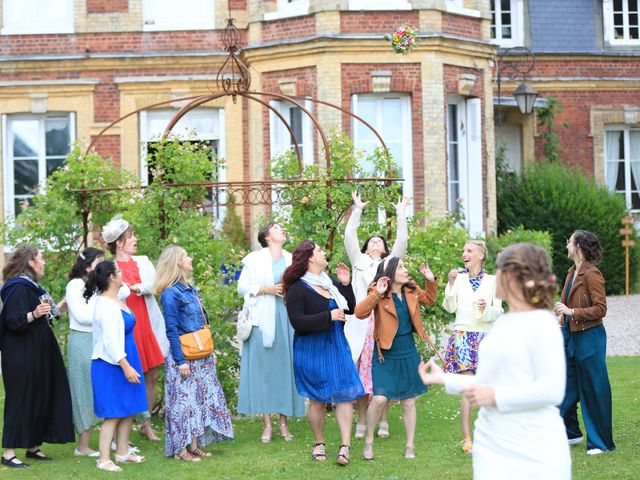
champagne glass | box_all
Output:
[38,294,54,321]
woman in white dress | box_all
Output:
[344,192,408,438]
[419,243,571,480]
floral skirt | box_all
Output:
[355,312,375,395]
[164,354,234,456]
[444,330,487,373]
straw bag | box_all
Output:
[179,293,214,360]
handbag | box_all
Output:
[179,292,214,360]
[236,306,253,342]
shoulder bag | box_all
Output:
[179,292,214,360]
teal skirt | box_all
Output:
[372,333,427,401]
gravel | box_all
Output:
[604,294,640,356]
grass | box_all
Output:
[0,356,638,479]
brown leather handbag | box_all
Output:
[179,293,214,360]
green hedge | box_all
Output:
[497,162,639,294]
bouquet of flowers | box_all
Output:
[385,23,420,55]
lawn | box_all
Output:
[0,356,638,479]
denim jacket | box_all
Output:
[160,281,210,365]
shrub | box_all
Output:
[485,226,554,273]
[497,162,639,294]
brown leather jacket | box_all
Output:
[560,261,607,333]
[354,277,438,360]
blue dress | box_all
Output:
[91,309,147,418]
[293,283,364,403]
[237,258,305,417]
[372,293,427,400]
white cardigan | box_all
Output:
[91,296,128,365]
[66,278,96,333]
[442,273,503,333]
[343,206,408,362]
[237,248,292,347]
[121,255,170,357]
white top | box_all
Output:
[343,206,407,362]
[66,278,96,333]
[442,273,503,332]
[91,296,127,365]
[444,310,571,480]
[237,248,292,347]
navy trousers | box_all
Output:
[559,323,615,451]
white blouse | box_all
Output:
[66,278,96,333]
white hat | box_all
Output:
[102,217,130,244]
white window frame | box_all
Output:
[603,0,640,45]
[351,93,414,217]
[2,112,75,220]
[269,100,314,167]
[348,0,412,10]
[604,126,640,212]
[489,0,524,48]
[139,108,227,224]
[264,0,310,21]
[447,96,484,237]
[142,0,214,31]
[1,0,74,35]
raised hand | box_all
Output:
[352,191,369,210]
[418,357,445,385]
[393,196,409,212]
[419,262,435,281]
[447,268,458,287]
[375,276,390,295]
[336,262,350,285]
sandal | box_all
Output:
[114,452,145,464]
[405,446,415,459]
[363,442,374,460]
[377,421,390,438]
[187,446,212,457]
[96,459,123,472]
[26,448,53,461]
[311,442,327,462]
[279,423,294,442]
[138,424,161,442]
[174,450,201,462]
[354,423,366,439]
[461,437,473,455]
[336,444,350,466]
[260,424,272,443]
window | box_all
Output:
[605,128,640,211]
[269,100,313,167]
[2,0,73,35]
[495,124,522,173]
[142,0,214,31]
[447,97,484,236]
[2,114,74,217]
[348,0,412,10]
[264,0,310,20]
[604,0,640,44]
[351,94,413,215]
[139,108,226,222]
[490,0,524,47]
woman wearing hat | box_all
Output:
[102,217,169,441]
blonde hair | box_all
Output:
[154,245,188,294]
[465,239,488,265]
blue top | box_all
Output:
[160,282,210,364]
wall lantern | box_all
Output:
[495,47,537,124]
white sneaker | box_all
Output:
[587,448,604,455]
[568,435,584,445]
[74,448,100,457]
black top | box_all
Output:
[285,276,355,335]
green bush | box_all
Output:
[485,226,554,272]
[497,162,640,294]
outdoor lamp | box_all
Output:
[513,81,538,115]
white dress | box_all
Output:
[444,310,571,480]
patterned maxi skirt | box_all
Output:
[164,354,234,456]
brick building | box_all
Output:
[1,0,638,243]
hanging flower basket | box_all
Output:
[384,23,420,55]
